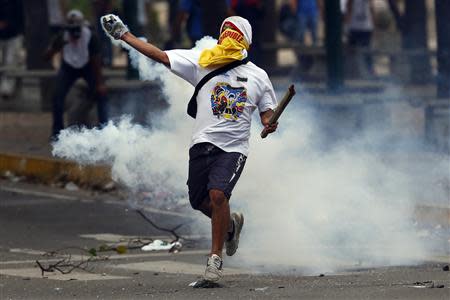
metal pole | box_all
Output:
[435,0,450,97]
[324,0,344,92]
[403,0,431,84]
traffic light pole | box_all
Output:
[324,0,344,92]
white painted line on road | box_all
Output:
[79,233,208,243]
[0,186,194,218]
[113,260,253,276]
[0,186,78,201]
[1,248,210,266]
[9,248,46,255]
[0,268,129,281]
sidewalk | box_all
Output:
[0,112,111,186]
[0,112,52,157]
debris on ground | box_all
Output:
[136,210,187,242]
[102,181,116,192]
[2,170,24,183]
[64,182,79,191]
[442,265,449,271]
[250,287,269,292]
[409,281,445,288]
[141,240,182,252]
[189,279,223,288]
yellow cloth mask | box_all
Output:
[198,28,250,68]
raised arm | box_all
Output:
[121,32,170,67]
[101,14,170,67]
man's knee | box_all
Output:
[209,189,227,208]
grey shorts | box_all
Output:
[187,142,247,210]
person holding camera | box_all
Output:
[45,9,108,139]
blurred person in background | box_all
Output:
[169,0,204,48]
[279,0,323,74]
[0,0,24,98]
[345,0,375,74]
[137,0,152,36]
[44,9,108,139]
[169,0,231,48]
[290,0,323,46]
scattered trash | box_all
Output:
[3,170,13,177]
[102,181,116,192]
[442,265,449,271]
[409,281,445,289]
[54,287,62,291]
[319,274,325,277]
[169,241,183,253]
[65,182,79,191]
[141,240,182,252]
[189,280,222,288]
[10,176,23,183]
[251,287,269,292]
[115,245,127,254]
[278,286,285,289]
[2,170,23,183]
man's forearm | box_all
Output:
[43,48,57,61]
[260,109,274,126]
[121,32,170,67]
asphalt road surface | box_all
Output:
[0,180,449,300]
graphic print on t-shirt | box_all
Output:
[210,82,248,121]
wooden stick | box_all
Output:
[261,84,296,138]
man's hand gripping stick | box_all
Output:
[261,84,296,138]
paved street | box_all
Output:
[0,180,449,299]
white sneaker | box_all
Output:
[204,254,223,282]
[225,212,244,256]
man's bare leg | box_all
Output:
[197,198,212,218]
[209,189,230,257]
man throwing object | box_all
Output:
[101,14,278,283]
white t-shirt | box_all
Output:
[165,49,277,156]
[63,26,91,69]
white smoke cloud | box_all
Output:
[52,35,449,274]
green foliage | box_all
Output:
[88,247,97,256]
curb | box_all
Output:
[0,152,111,186]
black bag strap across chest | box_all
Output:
[187,58,249,119]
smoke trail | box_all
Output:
[52,35,449,273]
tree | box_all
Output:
[324,0,344,91]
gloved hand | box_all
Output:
[101,14,129,40]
